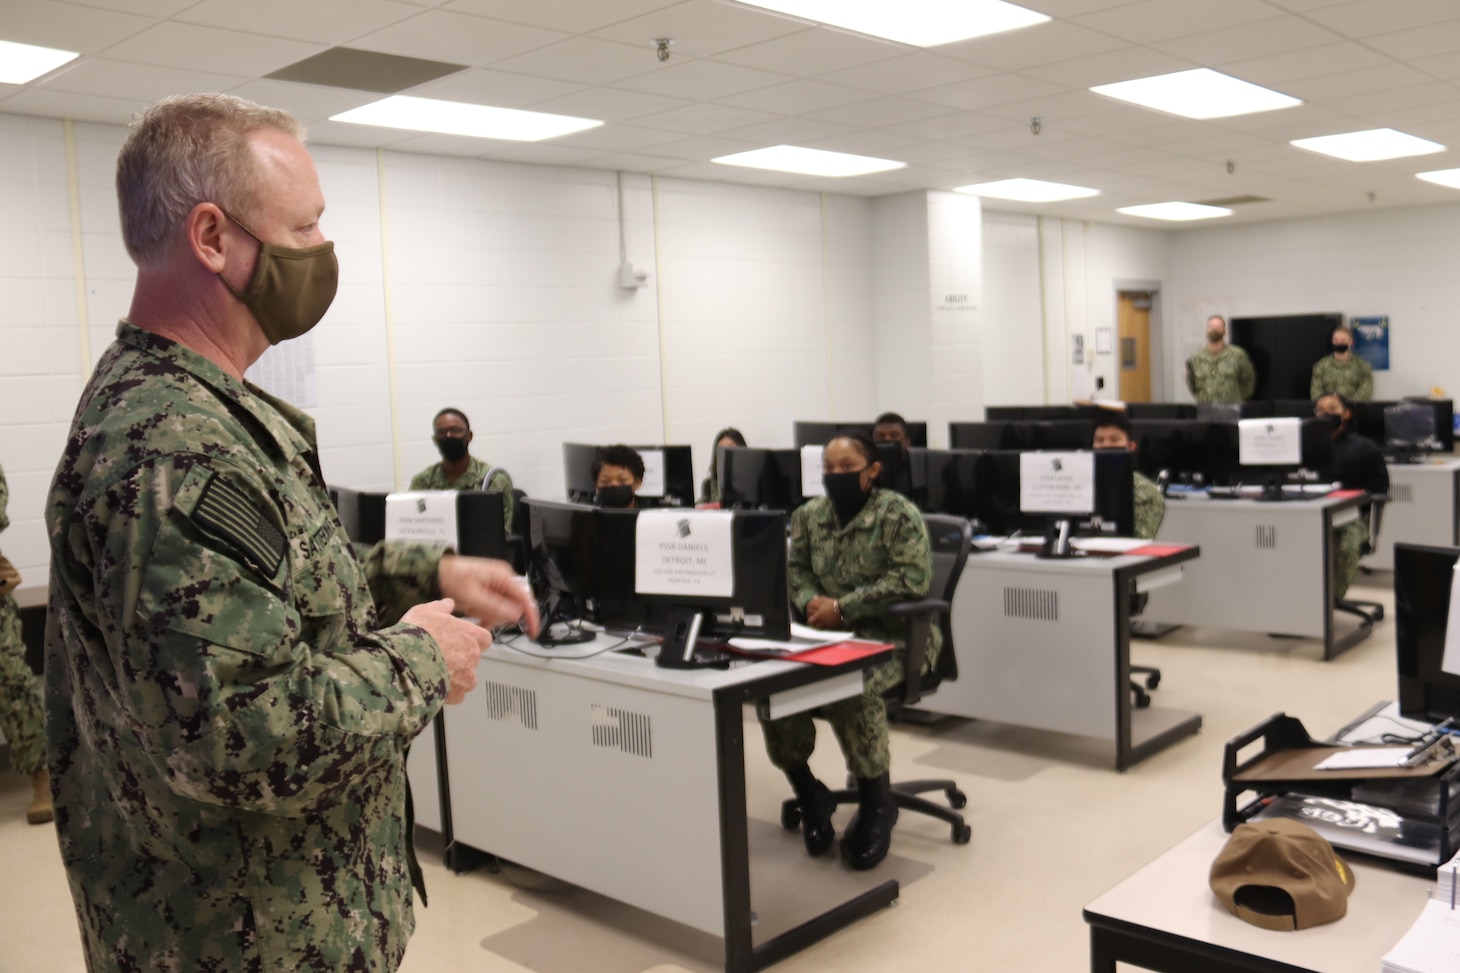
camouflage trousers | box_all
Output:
[0,595,44,775]
[1333,518,1369,602]
[761,644,935,779]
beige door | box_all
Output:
[1117,292,1152,402]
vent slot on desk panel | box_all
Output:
[590,704,653,759]
[1004,587,1058,621]
[1391,483,1414,504]
[1255,525,1277,549]
[483,681,538,730]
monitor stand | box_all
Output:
[1037,518,1079,559]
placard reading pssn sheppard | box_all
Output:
[634,510,734,598]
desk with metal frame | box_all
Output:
[1362,458,1460,571]
[914,544,1203,772]
[437,634,898,973]
[1141,493,1370,660]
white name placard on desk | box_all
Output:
[800,445,826,497]
[1238,417,1302,465]
[635,510,734,597]
[638,449,666,498]
[385,491,458,546]
[1019,451,1094,514]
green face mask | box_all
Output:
[218,208,338,345]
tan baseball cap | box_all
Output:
[1209,820,1356,931]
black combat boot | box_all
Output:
[840,773,897,870]
[786,763,837,857]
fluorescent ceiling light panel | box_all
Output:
[712,145,905,177]
[734,0,1049,47]
[1090,68,1300,120]
[329,95,601,141]
[954,178,1099,202]
[1117,202,1233,222]
[1290,128,1445,162]
[1416,168,1460,190]
[0,39,79,84]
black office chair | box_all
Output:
[780,514,974,846]
[1336,495,1388,626]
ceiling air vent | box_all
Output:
[1195,195,1270,207]
[266,47,466,94]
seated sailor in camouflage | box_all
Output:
[0,461,51,825]
[410,407,514,528]
[1310,326,1373,402]
[1315,393,1389,600]
[1186,315,1256,404]
[45,93,538,973]
[699,426,746,503]
[762,431,937,871]
[1092,411,1165,540]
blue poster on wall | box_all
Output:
[1350,316,1389,370]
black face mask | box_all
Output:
[435,436,468,463]
[823,468,872,526]
[1333,344,1351,354]
[597,485,635,508]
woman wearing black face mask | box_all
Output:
[409,407,515,528]
[760,432,937,872]
[1310,325,1374,402]
[592,444,644,509]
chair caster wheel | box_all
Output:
[781,803,801,831]
[952,823,972,845]
[1132,687,1151,709]
[947,788,967,809]
[1374,606,1385,621]
[1144,672,1160,690]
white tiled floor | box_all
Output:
[0,575,1401,973]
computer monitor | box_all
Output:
[985,405,1093,421]
[1269,399,1316,419]
[1394,542,1460,723]
[329,486,388,545]
[1197,402,1270,422]
[1385,401,1443,459]
[523,498,599,643]
[562,443,599,503]
[717,447,804,511]
[793,419,928,448]
[1235,417,1333,498]
[918,449,983,519]
[1032,419,1097,451]
[1128,420,1211,482]
[629,444,695,507]
[949,421,1014,450]
[456,490,508,560]
[975,450,1136,541]
[1125,403,1197,420]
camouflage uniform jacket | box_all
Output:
[1310,354,1374,402]
[0,460,9,534]
[789,488,938,657]
[45,321,449,973]
[1186,344,1256,403]
[1133,471,1165,540]
[410,455,514,528]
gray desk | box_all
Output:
[1142,493,1369,660]
[1363,458,1460,571]
[916,544,1203,771]
[437,635,897,973]
[1083,818,1430,973]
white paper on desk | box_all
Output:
[791,621,854,642]
[385,491,458,546]
[800,445,825,497]
[728,637,836,653]
[1071,537,1148,554]
[634,509,734,597]
[1442,563,1460,678]
[1238,417,1302,465]
[1314,747,1414,771]
[1382,898,1460,973]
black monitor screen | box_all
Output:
[1129,420,1210,481]
[718,447,803,511]
[977,450,1136,536]
[630,445,695,507]
[1395,543,1460,723]
[1236,417,1332,475]
[949,421,1013,450]
[919,449,982,519]
[1229,312,1343,401]
[794,420,928,448]
[524,498,597,620]
[1033,420,1097,451]
[1126,403,1197,420]
[456,490,508,560]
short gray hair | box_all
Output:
[116,93,306,267]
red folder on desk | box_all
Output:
[1329,489,1365,500]
[728,640,893,666]
[1126,543,1192,558]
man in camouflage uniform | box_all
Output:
[1091,412,1165,539]
[0,462,50,824]
[1315,393,1389,600]
[45,93,536,973]
[762,433,936,871]
[1186,315,1256,404]
[1310,325,1374,401]
[409,407,514,527]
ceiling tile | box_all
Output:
[1409,53,1460,80]
[176,0,417,46]
[803,96,953,129]
[642,134,765,161]
[101,22,327,76]
[937,22,1130,71]
[1071,0,1281,45]
[1221,41,1391,86]
[0,87,147,125]
[226,80,382,124]
[1283,63,1434,101]
[1323,82,1460,118]
[1306,0,1460,38]
[348,11,567,67]
[526,87,690,122]
[714,25,904,78]
[36,58,247,103]
[589,0,810,58]
[610,58,792,100]
[1151,15,1344,66]
[716,79,870,115]
[1364,20,1460,61]
[404,69,587,108]
[911,75,1068,112]
[489,37,661,86]
[1,0,155,53]
[713,116,855,145]
[475,141,611,166]
[797,129,923,155]
[887,111,1013,141]
[301,118,418,148]
[813,52,995,96]
[1023,47,1195,89]
[57,0,193,14]
[630,102,779,135]
[550,124,684,151]
[442,0,679,34]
